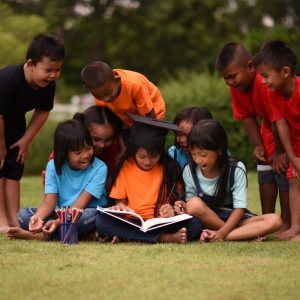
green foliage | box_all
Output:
[160,72,255,169]
[0,2,47,67]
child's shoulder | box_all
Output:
[114,69,148,85]
[92,157,108,170]
[0,64,23,82]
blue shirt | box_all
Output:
[183,161,247,209]
[168,145,191,170]
[45,157,108,208]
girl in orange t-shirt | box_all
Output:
[96,114,203,243]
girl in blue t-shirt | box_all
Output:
[179,119,282,242]
[7,119,107,241]
[168,107,213,170]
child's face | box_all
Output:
[257,64,288,91]
[135,148,161,171]
[176,120,193,153]
[68,144,94,171]
[89,76,121,102]
[88,123,115,156]
[26,57,63,88]
[219,58,255,92]
[190,147,220,177]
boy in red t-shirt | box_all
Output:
[215,43,289,235]
[255,40,300,240]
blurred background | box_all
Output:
[1,0,299,174]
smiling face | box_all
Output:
[257,64,288,91]
[88,123,115,156]
[219,58,255,92]
[134,148,161,171]
[25,57,63,89]
[67,144,94,171]
[190,147,220,178]
[176,120,194,153]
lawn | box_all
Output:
[0,172,299,300]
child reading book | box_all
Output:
[96,113,203,243]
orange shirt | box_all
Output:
[109,158,163,219]
[94,69,166,127]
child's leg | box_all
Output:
[5,179,20,227]
[186,197,225,229]
[259,182,277,214]
[225,214,282,241]
[280,178,300,240]
[0,178,10,232]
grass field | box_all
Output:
[0,172,300,300]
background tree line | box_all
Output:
[1,0,300,173]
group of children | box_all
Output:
[1,32,298,244]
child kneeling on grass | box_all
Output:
[182,119,282,242]
[7,119,108,241]
[96,114,203,243]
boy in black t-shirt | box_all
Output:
[0,33,65,232]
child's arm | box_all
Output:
[242,117,266,162]
[70,190,94,210]
[0,115,6,168]
[10,109,49,164]
[276,119,300,173]
[29,193,57,233]
[270,122,288,174]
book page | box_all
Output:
[141,214,192,232]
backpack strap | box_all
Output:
[229,159,238,193]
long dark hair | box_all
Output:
[109,143,184,217]
[188,119,229,207]
[53,119,94,175]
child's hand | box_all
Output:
[29,214,44,233]
[159,204,175,218]
[109,201,133,212]
[42,220,60,235]
[271,152,288,174]
[253,146,266,163]
[174,201,186,215]
[10,137,29,164]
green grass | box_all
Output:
[1,172,299,300]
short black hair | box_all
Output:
[254,40,297,74]
[215,42,252,71]
[81,61,114,88]
[26,33,65,64]
[54,119,93,175]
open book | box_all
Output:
[97,206,192,232]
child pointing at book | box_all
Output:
[96,114,203,243]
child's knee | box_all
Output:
[17,208,35,229]
[186,197,207,216]
[265,213,282,230]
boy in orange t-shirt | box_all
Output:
[81,61,166,128]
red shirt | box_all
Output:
[268,76,300,156]
[230,72,274,161]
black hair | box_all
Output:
[254,40,297,74]
[26,33,65,64]
[81,61,114,88]
[173,106,213,148]
[54,119,94,175]
[188,119,230,207]
[73,106,122,137]
[109,143,184,217]
[215,42,252,71]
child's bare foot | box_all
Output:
[252,236,267,242]
[111,236,119,244]
[6,227,45,240]
[273,224,290,240]
[290,234,300,241]
[278,228,300,240]
[159,228,187,244]
[0,224,10,233]
[200,230,209,242]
